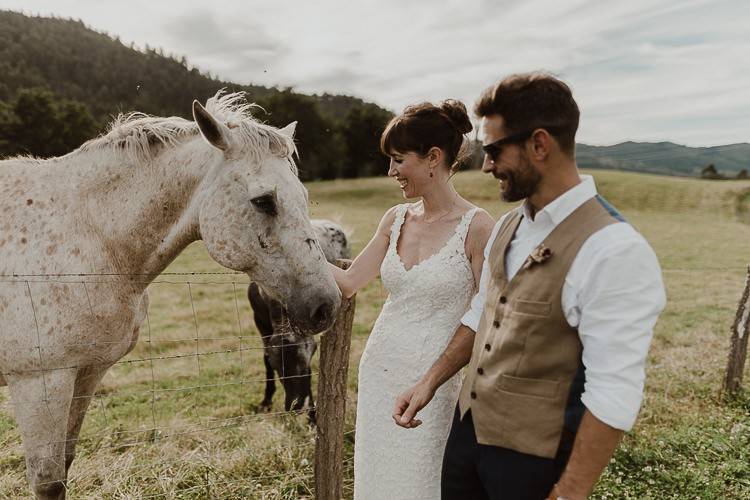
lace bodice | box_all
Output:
[354,204,479,500]
[375,204,478,358]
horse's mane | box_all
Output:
[78,91,297,172]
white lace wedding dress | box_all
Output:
[354,204,479,500]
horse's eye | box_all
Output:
[251,195,277,216]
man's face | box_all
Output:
[480,115,541,203]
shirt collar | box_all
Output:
[521,175,598,227]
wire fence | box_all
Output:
[1,258,749,497]
[0,271,366,498]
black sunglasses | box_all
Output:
[481,126,567,163]
[481,131,533,163]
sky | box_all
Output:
[3,0,749,147]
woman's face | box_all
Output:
[387,151,432,199]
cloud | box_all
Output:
[298,67,368,94]
[162,9,289,80]
[6,0,750,146]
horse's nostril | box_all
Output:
[311,302,334,329]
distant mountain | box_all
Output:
[0,10,387,127]
[576,141,750,177]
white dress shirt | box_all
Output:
[461,175,666,431]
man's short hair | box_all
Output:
[474,72,580,155]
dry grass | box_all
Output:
[1,169,749,498]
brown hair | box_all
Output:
[380,100,473,173]
[474,72,579,155]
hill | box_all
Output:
[0,10,393,180]
[0,10,384,125]
[577,141,750,177]
[2,10,747,180]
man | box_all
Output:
[393,73,666,499]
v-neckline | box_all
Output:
[394,207,471,273]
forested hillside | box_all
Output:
[0,10,393,179]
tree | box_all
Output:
[340,104,393,178]
[700,163,725,180]
[737,169,748,180]
[56,99,97,153]
[257,89,342,180]
[11,88,64,157]
[0,100,19,156]
[466,139,485,170]
[0,88,98,158]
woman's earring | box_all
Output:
[429,170,434,178]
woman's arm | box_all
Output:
[329,206,399,298]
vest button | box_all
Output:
[499,296,507,304]
[477,367,484,375]
[484,343,491,351]
[470,391,477,399]
[493,320,500,328]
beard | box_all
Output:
[499,153,541,202]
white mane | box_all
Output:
[79,90,297,171]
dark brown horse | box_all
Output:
[248,220,350,423]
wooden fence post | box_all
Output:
[723,266,750,396]
[315,259,355,500]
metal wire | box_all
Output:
[1,271,246,277]
[0,338,352,376]
[0,275,363,496]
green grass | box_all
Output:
[1,169,750,498]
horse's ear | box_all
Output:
[193,100,230,151]
[279,121,297,139]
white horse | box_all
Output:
[0,91,341,499]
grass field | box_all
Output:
[1,169,749,498]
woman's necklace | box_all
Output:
[423,208,454,225]
[422,193,460,225]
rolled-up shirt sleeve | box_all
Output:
[576,235,666,431]
[461,216,505,332]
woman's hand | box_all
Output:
[328,206,399,298]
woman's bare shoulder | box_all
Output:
[376,204,406,238]
[466,207,495,249]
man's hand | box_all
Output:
[546,483,584,500]
[392,381,436,428]
[546,410,624,499]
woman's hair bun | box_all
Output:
[440,99,472,135]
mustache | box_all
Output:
[493,170,509,181]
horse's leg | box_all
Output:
[260,353,276,411]
[64,365,108,474]
[7,368,76,500]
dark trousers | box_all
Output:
[441,407,575,500]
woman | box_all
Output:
[329,100,494,499]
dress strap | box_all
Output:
[388,204,409,251]
[454,207,481,246]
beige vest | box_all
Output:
[458,196,622,458]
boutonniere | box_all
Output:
[522,244,553,270]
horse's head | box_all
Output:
[192,96,340,335]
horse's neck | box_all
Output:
[81,138,217,280]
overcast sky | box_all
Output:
[3,0,749,146]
